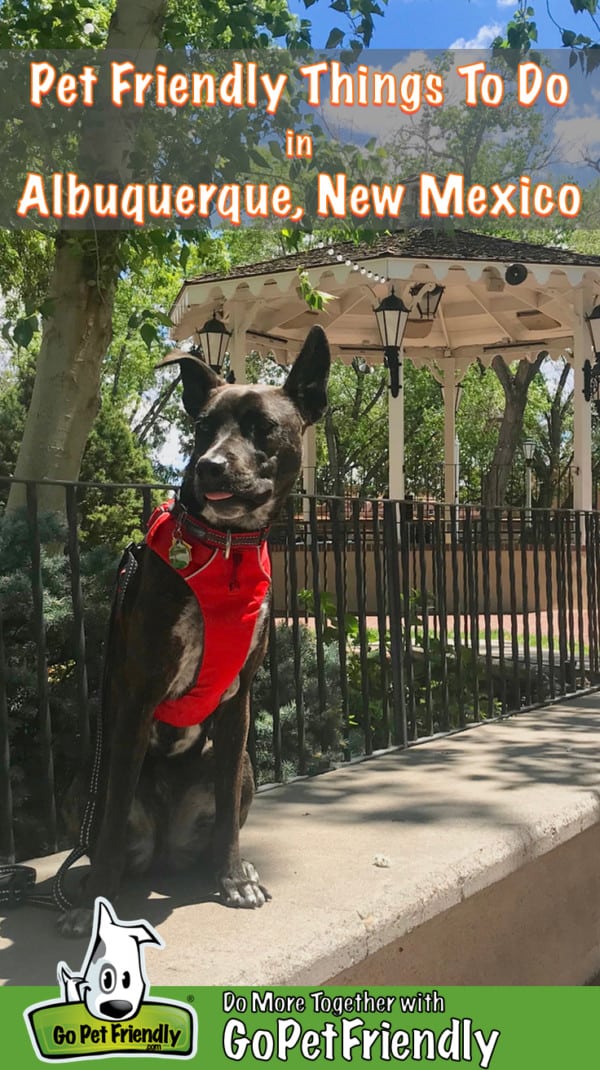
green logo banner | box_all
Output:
[26,998,195,1060]
[2,985,598,1068]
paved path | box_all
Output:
[2,693,600,986]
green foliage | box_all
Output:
[298,588,359,643]
[0,350,35,481]
[492,4,539,63]
[0,232,54,320]
[0,0,110,48]
[456,363,505,502]
[318,358,389,496]
[312,588,536,745]
[252,621,346,783]
[296,269,331,312]
[494,1,600,67]
[78,404,161,546]
[0,352,166,542]
[0,0,390,497]
[0,0,388,56]
[388,50,555,226]
[0,507,116,858]
[404,364,445,500]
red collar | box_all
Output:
[169,499,270,554]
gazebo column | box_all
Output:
[388,353,405,500]
[228,304,249,384]
[443,360,460,506]
[573,288,593,512]
[302,423,317,499]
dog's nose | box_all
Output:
[99,1000,134,1019]
[196,456,227,483]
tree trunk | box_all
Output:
[483,353,545,508]
[536,362,572,509]
[7,0,168,515]
[324,409,343,496]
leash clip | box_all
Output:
[224,530,232,559]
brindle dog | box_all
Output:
[59,325,330,936]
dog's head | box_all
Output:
[161,325,330,531]
[57,898,162,1021]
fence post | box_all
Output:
[66,484,91,760]
[384,500,407,747]
[0,599,15,863]
[26,482,57,853]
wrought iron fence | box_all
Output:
[1,476,600,864]
[304,463,580,509]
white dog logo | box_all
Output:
[57,897,163,1022]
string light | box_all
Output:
[275,236,392,284]
[323,248,392,284]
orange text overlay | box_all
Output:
[16,174,305,225]
[15,172,582,224]
[29,60,571,115]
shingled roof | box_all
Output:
[184,228,600,286]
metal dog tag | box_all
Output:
[169,537,192,570]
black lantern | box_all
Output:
[523,439,536,464]
[584,305,600,417]
[374,287,410,398]
[410,283,445,320]
[194,314,231,374]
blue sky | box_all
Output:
[288,1,596,51]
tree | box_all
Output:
[482,353,546,506]
[530,359,574,508]
[3,0,388,515]
[317,360,388,497]
[5,0,167,514]
[386,46,569,504]
[388,52,556,209]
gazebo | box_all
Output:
[170,229,600,510]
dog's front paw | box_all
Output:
[57,907,94,938]
[219,860,271,909]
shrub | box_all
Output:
[0,508,116,859]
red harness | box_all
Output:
[145,504,271,728]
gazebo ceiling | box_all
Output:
[170,228,600,369]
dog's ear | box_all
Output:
[57,962,80,1003]
[127,922,164,949]
[157,351,223,418]
[283,325,330,425]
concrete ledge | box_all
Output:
[2,695,600,986]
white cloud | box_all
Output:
[554,114,600,165]
[316,51,434,141]
[497,0,517,7]
[450,23,502,49]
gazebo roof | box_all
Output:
[182,228,600,287]
[170,227,600,370]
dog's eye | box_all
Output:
[242,413,277,439]
[122,971,131,989]
[100,965,116,993]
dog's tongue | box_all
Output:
[204,491,234,501]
